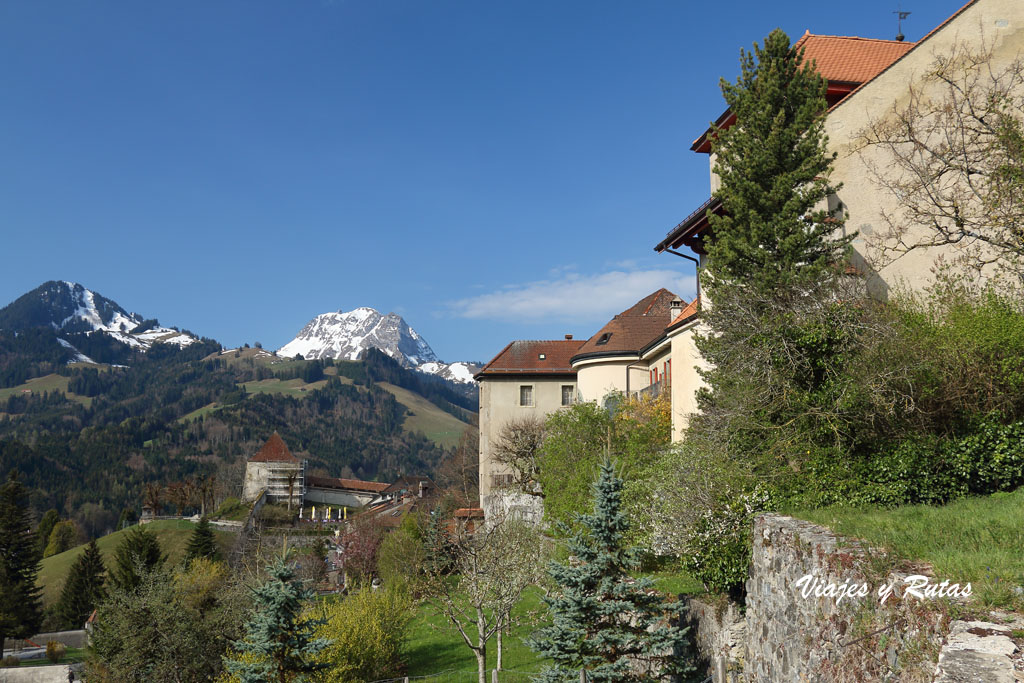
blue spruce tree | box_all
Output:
[225,555,328,683]
[531,460,696,682]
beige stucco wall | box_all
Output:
[825,0,1022,295]
[574,357,644,403]
[668,322,708,441]
[477,376,577,502]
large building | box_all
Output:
[475,289,693,519]
[476,0,1024,518]
[474,337,584,521]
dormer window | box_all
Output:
[596,333,612,346]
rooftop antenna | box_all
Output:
[894,5,911,42]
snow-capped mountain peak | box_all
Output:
[276,307,479,383]
[277,307,438,366]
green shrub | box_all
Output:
[46,640,66,663]
[950,418,1024,494]
[258,504,294,526]
[309,586,413,682]
[376,516,425,592]
[214,497,247,521]
[682,487,776,597]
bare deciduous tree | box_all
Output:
[420,515,545,683]
[492,416,546,498]
[857,39,1024,284]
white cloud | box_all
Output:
[448,269,696,323]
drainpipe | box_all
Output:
[625,359,642,396]
[665,248,700,305]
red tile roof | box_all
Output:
[476,339,586,378]
[690,32,915,153]
[305,475,389,493]
[794,32,915,84]
[249,432,299,464]
[572,289,683,361]
[454,507,484,518]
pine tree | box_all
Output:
[0,471,43,655]
[224,555,328,683]
[56,539,106,629]
[706,28,852,291]
[183,516,218,564]
[530,461,696,682]
[110,525,165,592]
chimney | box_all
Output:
[564,334,573,340]
[669,298,683,320]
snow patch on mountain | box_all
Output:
[277,307,477,383]
[57,338,97,364]
[0,281,198,357]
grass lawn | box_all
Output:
[37,520,236,606]
[376,382,471,449]
[16,647,87,666]
[240,377,330,397]
[790,487,1024,610]
[405,586,549,676]
[403,568,700,677]
[0,373,92,407]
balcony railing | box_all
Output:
[637,380,662,399]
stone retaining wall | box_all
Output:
[685,513,1022,681]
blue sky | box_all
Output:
[0,1,967,362]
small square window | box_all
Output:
[519,385,534,407]
[561,385,575,406]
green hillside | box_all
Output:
[37,519,236,606]
[377,382,471,448]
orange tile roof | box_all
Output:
[476,339,586,377]
[454,507,484,518]
[794,32,915,84]
[668,298,699,327]
[572,289,683,360]
[249,432,299,464]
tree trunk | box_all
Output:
[476,607,488,683]
[496,613,503,671]
[474,648,487,683]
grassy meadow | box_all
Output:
[791,487,1024,609]
[376,382,471,449]
[37,519,236,606]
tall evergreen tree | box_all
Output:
[0,471,43,655]
[706,28,852,291]
[224,555,328,683]
[691,29,861,477]
[110,525,165,592]
[183,516,218,565]
[56,539,106,629]
[530,461,695,682]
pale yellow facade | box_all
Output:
[824,0,1023,297]
[477,375,576,517]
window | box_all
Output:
[596,332,612,346]
[491,473,514,488]
[665,360,671,387]
[561,385,575,406]
[519,385,534,407]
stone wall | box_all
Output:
[685,513,1022,682]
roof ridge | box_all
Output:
[804,33,917,44]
